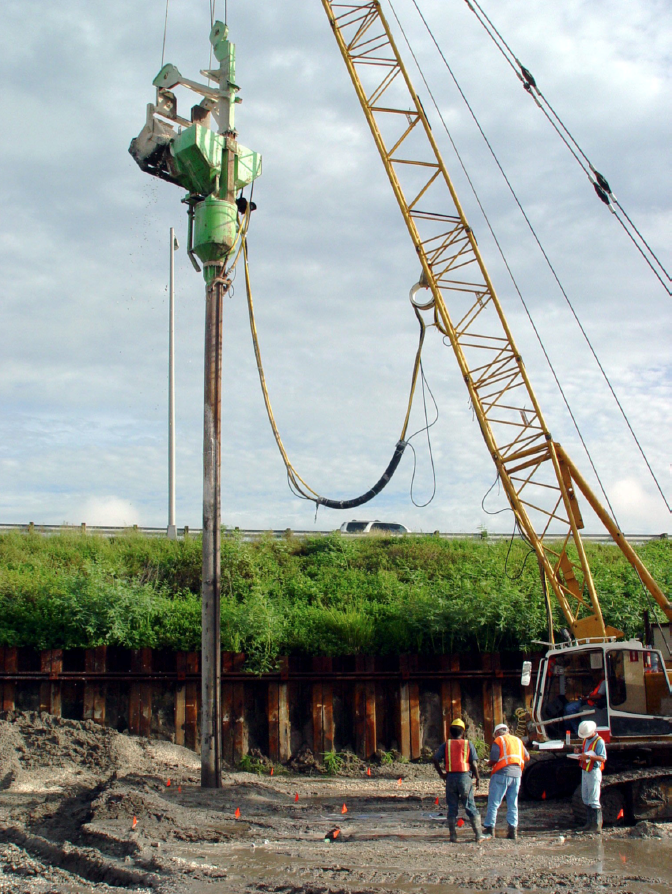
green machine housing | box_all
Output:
[129,20,262,279]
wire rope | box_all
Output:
[392,0,671,515]
[406,363,438,507]
[463,0,671,295]
[160,0,170,68]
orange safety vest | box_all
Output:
[491,734,527,774]
[581,733,606,772]
[445,738,470,773]
[585,681,604,707]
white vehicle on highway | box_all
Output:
[339,520,411,535]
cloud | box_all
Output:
[0,0,669,536]
[78,497,142,529]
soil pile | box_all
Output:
[0,712,670,894]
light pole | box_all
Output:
[167,227,179,541]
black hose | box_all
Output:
[317,441,408,510]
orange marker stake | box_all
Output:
[166,779,171,787]
[616,808,624,820]
[270,767,274,776]
[132,816,138,830]
[457,818,465,828]
[620,854,627,864]
[541,791,546,800]
[434,797,439,806]
[366,767,371,777]
[178,786,182,793]
[341,803,348,814]
[397,778,403,786]
[294,792,299,803]
[235,807,241,819]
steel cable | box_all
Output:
[392,0,671,515]
[463,0,671,294]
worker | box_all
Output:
[564,677,606,735]
[575,719,607,833]
[432,718,483,842]
[483,722,529,840]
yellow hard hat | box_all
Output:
[449,718,466,730]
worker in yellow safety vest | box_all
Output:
[575,719,607,833]
[483,722,529,840]
[433,719,483,842]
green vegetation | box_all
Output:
[0,530,669,671]
[322,750,344,775]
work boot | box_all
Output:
[506,824,518,840]
[578,806,593,832]
[587,808,603,834]
[470,814,484,842]
[448,820,457,843]
[482,825,495,839]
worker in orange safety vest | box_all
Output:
[432,719,483,842]
[575,719,607,833]
[483,722,529,840]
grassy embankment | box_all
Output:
[0,531,669,672]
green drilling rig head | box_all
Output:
[129,21,261,280]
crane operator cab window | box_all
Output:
[606,648,672,737]
[539,649,608,733]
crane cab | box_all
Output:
[531,640,672,744]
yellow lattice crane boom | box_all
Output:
[320,0,672,643]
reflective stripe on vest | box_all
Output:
[582,733,606,772]
[445,738,470,773]
[491,734,526,774]
[585,682,603,707]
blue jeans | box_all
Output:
[445,773,479,820]
[485,774,521,828]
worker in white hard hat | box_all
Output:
[432,718,483,842]
[483,722,529,840]
[575,719,606,833]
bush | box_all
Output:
[0,530,668,657]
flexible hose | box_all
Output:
[242,240,425,508]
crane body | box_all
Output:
[320,0,672,822]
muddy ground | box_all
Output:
[0,713,670,894]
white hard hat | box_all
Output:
[493,722,508,736]
[578,720,597,739]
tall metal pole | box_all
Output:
[167,228,178,540]
[201,267,226,787]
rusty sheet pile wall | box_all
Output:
[0,647,539,762]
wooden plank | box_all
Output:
[322,681,334,754]
[312,681,323,759]
[232,653,247,764]
[409,681,421,759]
[364,680,377,757]
[84,646,106,725]
[40,650,62,717]
[278,679,291,762]
[492,653,503,729]
[185,652,199,753]
[354,656,367,758]
[268,682,280,762]
[221,652,234,765]
[482,654,494,744]
[398,683,410,759]
[174,685,186,747]
[0,647,17,712]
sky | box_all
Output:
[0,0,670,535]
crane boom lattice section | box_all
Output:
[321,0,672,639]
